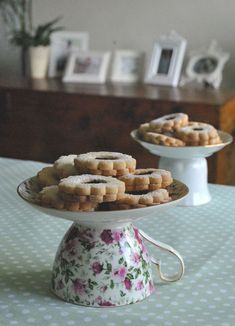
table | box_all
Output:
[0,157,234,326]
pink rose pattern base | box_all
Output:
[51,223,155,307]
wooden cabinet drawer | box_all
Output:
[0,82,233,185]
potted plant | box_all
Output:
[27,17,63,78]
[0,0,63,78]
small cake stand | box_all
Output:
[17,177,188,308]
[131,130,233,206]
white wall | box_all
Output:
[0,0,234,87]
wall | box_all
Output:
[0,0,234,88]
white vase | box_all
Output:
[29,46,50,79]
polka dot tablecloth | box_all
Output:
[0,157,235,326]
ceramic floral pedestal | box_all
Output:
[51,223,154,307]
[17,177,188,308]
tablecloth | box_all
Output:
[0,157,234,326]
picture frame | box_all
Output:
[110,50,143,83]
[48,31,89,78]
[62,51,111,84]
[181,40,230,89]
[145,31,187,87]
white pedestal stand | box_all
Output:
[131,130,232,206]
[159,157,210,205]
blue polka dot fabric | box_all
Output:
[0,158,234,325]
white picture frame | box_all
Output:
[48,31,89,78]
[62,51,111,84]
[181,40,230,89]
[110,50,143,83]
[145,31,187,87]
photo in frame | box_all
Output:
[62,51,111,84]
[48,31,89,78]
[180,40,230,89]
[145,31,187,87]
[110,50,143,83]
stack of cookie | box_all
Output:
[36,151,173,212]
[137,113,222,146]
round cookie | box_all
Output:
[58,174,125,203]
[149,113,189,132]
[109,188,171,210]
[38,185,97,212]
[176,122,221,146]
[54,154,78,178]
[137,122,152,137]
[37,166,59,187]
[38,185,64,209]
[74,152,136,176]
[143,131,185,147]
[119,168,173,191]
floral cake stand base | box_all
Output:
[131,130,232,206]
[17,178,188,307]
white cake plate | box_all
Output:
[131,130,233,206]
[17,177,188,307]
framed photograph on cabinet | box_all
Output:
[145,31,187,87]
[181,40,230,89]
[111,50,143,83]
[63,51,111,84]
[48,31,89,78]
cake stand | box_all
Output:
[131,130,233,206]
[17,177,188,307]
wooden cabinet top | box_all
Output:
[0,77,235,106]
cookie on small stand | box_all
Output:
[58,174,126,209]
[119,168,173,191]
[143,132,185,147]
[38,185,98,212]
[74,151,136,176]
[176,122,222,146]
[149,113,189,133]
[37,166,59,187]
[54,154,78,178]
[109,189,171,210]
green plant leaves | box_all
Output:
[0,1,63,47]
[32,16,63,46]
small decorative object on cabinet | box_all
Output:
[111,50,143,83]
[180,40,230,89]
[48,31,89,78]
[29,46,50,79]
[145,31,187,87]
[28,17,63,79]
[63,51,111,84]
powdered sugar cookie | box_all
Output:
[150,113,189,132]
[137,122,152,136]
[54,154,78,178]
[74,152,136,176]
[58,174,125,203]
[38,184,99,211]
[143,131,185,147]
[176,122,221,146]
[109,188,171,210]
[86,168,131,177]
[64,200,98,212]
[38,185,64,209]
[37,166,59,187]
[119,168,173,191]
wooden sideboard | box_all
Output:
[0,77,234,184]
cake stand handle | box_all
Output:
[139,229,185,283]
